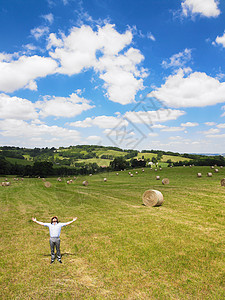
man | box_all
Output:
[32,216,77,264]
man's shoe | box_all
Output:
[58,260,62,263]
[50,260,54,264]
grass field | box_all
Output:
[0,166,225,299]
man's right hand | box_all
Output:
[32,217,36,222]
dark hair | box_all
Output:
[51,216,59,224]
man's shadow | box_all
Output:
[42,252,76,257]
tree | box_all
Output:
[110,156,130,170]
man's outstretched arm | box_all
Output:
[32,217,45,226]
[64,217,77,226]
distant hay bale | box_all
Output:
[156,176,160,180]
[197,173,202,177]
[2,182,11,186]
[170,166,173,168]
[207,172,213,177]
[130,174,133,177]
[220,166,223,169]
[89,174,92,176]
[162,178,169,185]
[103,178,107,182]
[128,172,131,175]
[142,189,164,207]
[189,165,192,168]
[211,166,214,169]
[159,168,162,171]
[221,178,225,186]
[74,176,77,180]
[82,180,88,186]
[42,178,46,181]
[136,171,138,174]
[214,169,219,173]
[183,165,185,167]
[21,178,24,181]
[155,169,157,172]
[142,169,145,172]
[70,179,73,183]
[44,181,51,188]
[57,177,62,182]
[116,173,119,176]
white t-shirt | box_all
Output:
[43,222,68,238]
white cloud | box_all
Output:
[147,32,156,41]
[181,122,199,127]
[49,24,145,104]
[181,0,220,18]
[0,94,38,120]
[162,49,192,69]
[124,109,185,124]
[206,133,225,138]
[205,122,216,126]
[161,126,185,132]
[70,115,128,128]
[149,69,225,108]
[148,132,158,137]
[31,26,49,40]
[216,123,225,128]
[36,92,94,118]
[203,128,220,135]
[42,13,54,24]
[0,55,57,93]
[0,119,81,147]
[86,135,101,141]
[214,31,225,47]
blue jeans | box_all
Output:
[50,237,61,261]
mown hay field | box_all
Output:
[0,166,225,299]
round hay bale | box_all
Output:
[162,178,169,185]
[155,169,157,172]
[207,172,213,177]
[214,169,219,173]
[136,171,138,174]
[116,173,119,176]
[42,178,46,181]
[142,169,145,172]
[156,175,160,180]
[159,168,162,171]
[197,173,202,177]
[130,174,133,177]
[211,166,214,169]
[104,178,107,182]
[221,178,225,186]
[82,180,88,186]
[89,174,92,176]
[142,190,164,207]
[44,181,51,188]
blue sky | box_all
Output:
[1,0,225,153]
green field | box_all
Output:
[1,166,225,299]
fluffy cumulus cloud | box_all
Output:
[70,115,128,128]
[214,31,225,47]
[48,24,145,104]
[0,55,57,93]
[181,0,220,18]
[181,122,199,127]
[0,119,81,147]
[36,93,94,118]
[149,69,225,108]
[124,109,185,124]
[0,94,38,120]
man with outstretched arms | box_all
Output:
[32,216,77,264]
